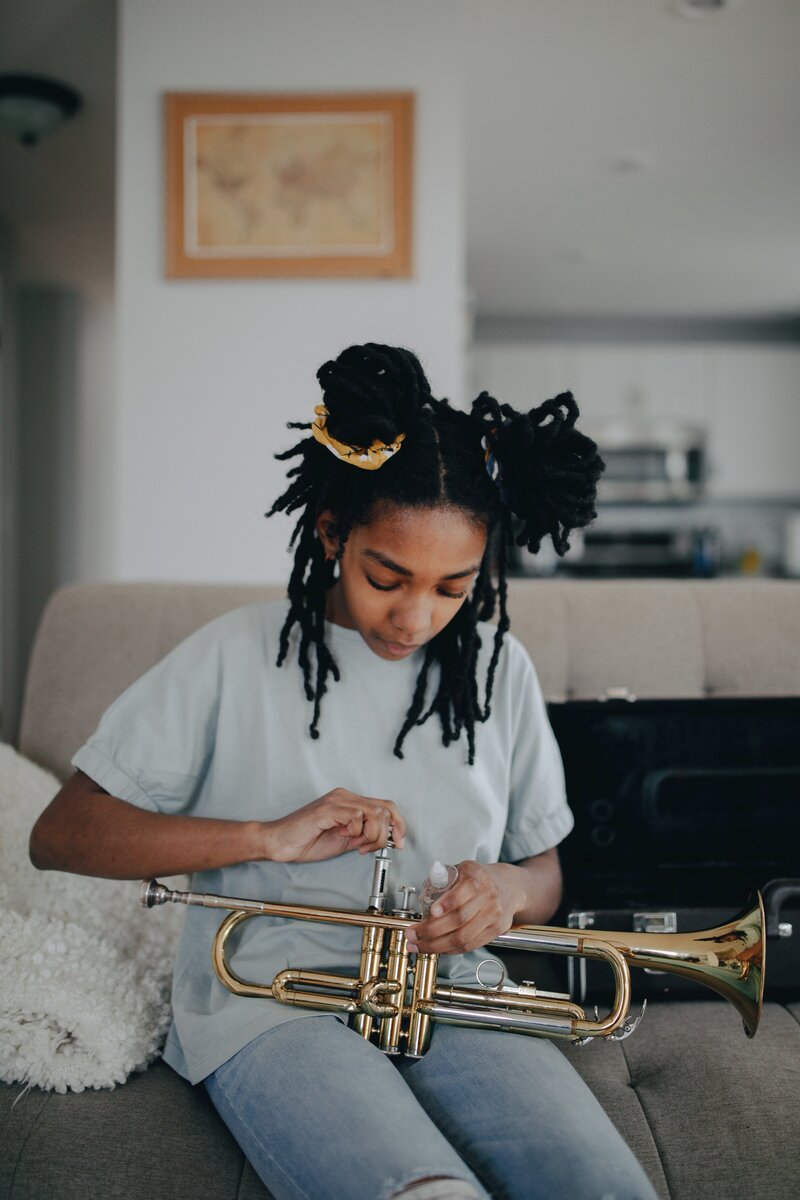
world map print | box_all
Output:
[186,113,392,257]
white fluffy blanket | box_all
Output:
[0,744,186,1093]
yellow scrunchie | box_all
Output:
[311,405,405,471]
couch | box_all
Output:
[3,578,799,1200]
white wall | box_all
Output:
[117,0,466,583]
[13,252,116,584]
[2,0,117,587]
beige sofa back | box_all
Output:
[19,579,800,781]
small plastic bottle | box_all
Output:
[419,860,459,916]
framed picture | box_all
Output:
[164,90,413,279]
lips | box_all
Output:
[379,636,421,655]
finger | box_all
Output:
[358,797,406,846]
[317,803,363,829]
[409,916,494,956]
[336,817,369,843]
[432,892,487,931]
[356,807,395,853]
[322,790,405,840]
[412,889,504,952]
[387,809,406,846]
[310,805,376,853]
[412,897,487,951]
[426,873,482,919]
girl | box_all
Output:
[30,344,657,1200]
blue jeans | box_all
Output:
[204,1015,657,1200]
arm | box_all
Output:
[29,770,405,880]
[405,847,563,955]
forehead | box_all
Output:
[352,505,487,571]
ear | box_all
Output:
[315,509,339,561]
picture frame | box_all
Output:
[164,90,414,279]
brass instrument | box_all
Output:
[140,836,765,1056]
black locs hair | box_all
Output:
[266,343,604,763]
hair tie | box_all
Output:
[481,427,509,503]
[311,404,405,471]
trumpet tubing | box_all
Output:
[140,879,765,1054]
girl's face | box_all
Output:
[316,504,488,661]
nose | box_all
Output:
[390,595,433,640]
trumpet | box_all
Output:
[140,837,765,1056]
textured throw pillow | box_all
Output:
[0,744,185,1093]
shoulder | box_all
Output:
[133,599,290,687]
[172,598,289,654]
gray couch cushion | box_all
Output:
[6,1002,796,1200]
[563,1000,800,1200]
[2,1061,272,1200]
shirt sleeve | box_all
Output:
[71,619,224,815]
[499,638,574,863]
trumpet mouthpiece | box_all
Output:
[139,879,169,908]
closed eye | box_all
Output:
[366,576,398,592]
[366,575,466,600]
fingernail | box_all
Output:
[431,902,444,918]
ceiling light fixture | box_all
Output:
[0,74,83,147]
[605,152,654,174]
[670,0,745,16]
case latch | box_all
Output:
[634,911,677,975]
[633,911,678,934]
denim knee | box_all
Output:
[390,1179,483,1200]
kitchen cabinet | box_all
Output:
[469,343,572,408]
[568,345,710,430]
[472,343,710,427]
[472,341,800,500]
[704,346,800,499]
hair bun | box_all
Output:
[316,343,432,448]
[472,390,605,554]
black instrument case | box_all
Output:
[547,697,800,1003]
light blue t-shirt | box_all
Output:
[72,600,572,1083]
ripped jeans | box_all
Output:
[203,1015,657,1200]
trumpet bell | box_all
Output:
[597,893,766,1038]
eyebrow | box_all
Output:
[363,548,481,581]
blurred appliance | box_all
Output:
[785,511,800,577]
[589,420,706,502]
[558,526,720,578]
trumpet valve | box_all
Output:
[368,843,394,912]
[392,885,418,917]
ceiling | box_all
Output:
[1,0,799,322]
[464,0,800,320]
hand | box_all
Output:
[405,860,524,956]
[260,788,405,864]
